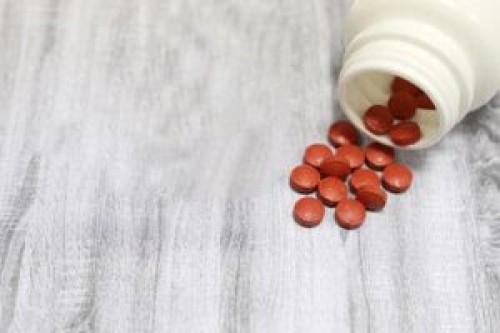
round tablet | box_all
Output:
[389,121,422,146]
[416,93,436,110]
[350,169,380,192]
[290,165,321,194]
[363,105,394,135]
[335,199,366,230]
[328,120,360,147]
[303,144,333,169]
[336,144,365,170]
[317,177,348,207]
[356,185,387,211]
[391,77,421,96]
[319,155,351,181]
[389,91,417,120]
[365,142,395,170]
[382,163,413,193]
[293,197,325,228]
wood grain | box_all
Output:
[0,0,498,332]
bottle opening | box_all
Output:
[339,69,444,149]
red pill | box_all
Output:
[356,185,387,211]
[336,144,365,170]
[317,177,348,207]
[350,169,380,192]
[363,105,394,135]
[319,155,351,181]
[382,163,413,193]
[304,144,333,169]
[328,120,360,147]
[290,165,321,194]
[365,142,395,170]
[293,197,325,228]
[389,91,417,120]
[416,93,436,110]
[391,77,421,96]
[335,199,366,230]
[389,121,422,146]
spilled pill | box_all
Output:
[336,144,365,170]
[304,143,333,169]
[293,197,325,228]
[317,177,348,207]
[365,142,395,170]
[290,165,321,194]
[350,168,380,192]
[356,185,387,211]
[328,120,360,147]
[382,163,413,193]
[319,154,351,181]
[335,198,366,230]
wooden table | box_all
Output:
[0,0,499,332]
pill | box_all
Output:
[303,144,333,169]
[319,154,351,181]
[363,105,394,135]
[336,144,365,170]
[293,197,325,228]
[391,77,421,96]
[389,121,422,146]
[350,168,380,192]
[317,177,348,207]
[416,93,436,110]
[356,185,387,211]
[382,163,413,193]
[389,91,418,120]
[335,198,366,230]
[365,142,395,170]
[328,120,360,147]
[290,165,321,194]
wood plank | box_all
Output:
[0,0,498,332]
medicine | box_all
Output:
[350,169,380,192]
[304,144,333,169]
[336,144,365,170]
[363,105,394,135]
[389,121,422,146]
[356,185,387,211]
[289,118,418,231]
[290,165,321,194]
[382,163,413,193]
[388,91,417,120]
[339,0,500,149]
[328,120,359,147]
[365,142,395,170]
[293,197,325,228]
[319,155,351,181]
[317,177,348,207]
[391,77,421,96]
[335,198,366,230]
[416,93,436,110]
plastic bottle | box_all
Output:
[338,0,500,149]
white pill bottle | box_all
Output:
[339,0,500,149]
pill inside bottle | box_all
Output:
[340,74,440,149]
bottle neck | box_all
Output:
[339,19,474,149]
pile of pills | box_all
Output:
[363,77,435,146]
[290,120,413,230]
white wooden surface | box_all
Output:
[0,1,499,332]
